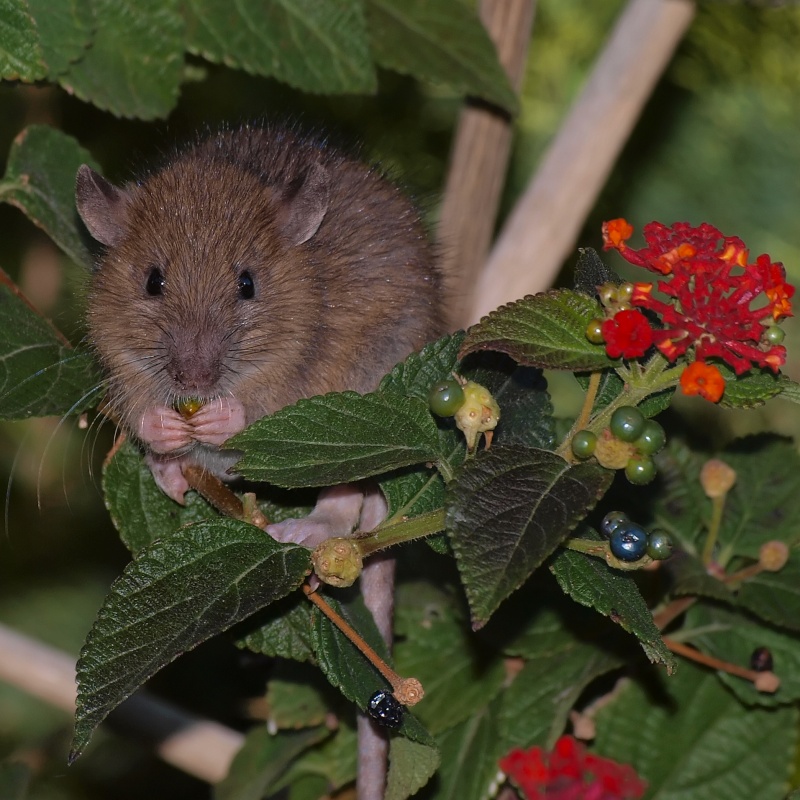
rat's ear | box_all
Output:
[75,164,131,247]
[279,162,331,245]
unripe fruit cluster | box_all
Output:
[571,405,665,484]
[601,510,673,562]
[428,376,500,451]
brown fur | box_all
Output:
[80,125,443,434]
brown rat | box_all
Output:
[76,124,443,507]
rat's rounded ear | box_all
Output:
[278,162,331,245]
[75,164,131,248]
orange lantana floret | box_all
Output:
[680,361,725,403]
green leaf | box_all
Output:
[72,520,311,760]
[231,391,442,488]
[60,0,185,119]
[682,603,800,708]
[185,0,375,94]
[0,0,46,81]
[0,279,101,420]
[393,583,505,735]
[717,363,783,409]
[777,374,800,404]
[550,546,675,668]
[102,440,217,553]
[447,446,612,628]
[386,736,440,800]
[575,369,674,419]
[432,700,504,800]
[265,661,336,730]
[380,331,464,402]
[572,247,621,296]
[27,0,93,76]
[0,125,99,268]
[236,595,314,662]
[365,0,517,113]
[664,550,735,604]
[215,726,329,800]
[737,550,800,632]
[461,290,615,371]
[595,661,797,800]
[310,591,434,746]
[0,762,30,800]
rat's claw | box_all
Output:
[139,406,194,453]
[189,397,247,445]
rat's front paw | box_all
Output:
[146,453,190,504]
[139,406,194,454]
[189,397,247,446]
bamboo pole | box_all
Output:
[468,0,696,325]
[437,0,536,329]
[0,624,243,784]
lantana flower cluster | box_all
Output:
[598,219,794,402]
[499,736,646,800]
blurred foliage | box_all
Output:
[3,0,800,797]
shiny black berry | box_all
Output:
[609,523,648,561]
[610,406,646,442]
[367,690,404,729]
[750,647,774,673]
[646,530,673,560]
[428,378,465,417]
[601,510,630,539]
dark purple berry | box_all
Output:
[610,523,648,561]
[367,690,404,729]
[750,647,774,673]
[601,511,630,539]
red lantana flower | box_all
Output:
[601,309,654,359]
[680,361,726,403]
[499,736,647,800]
[602,219,793,376]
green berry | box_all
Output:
[647,530,673,560]
[634,419,666,455]
[428,378,465,417]
[586,319,605,344]
[764,325,785,345]
[610,406,646,442]
[617,282,634,303]
[571,430,597,459]
[625,455,656,485]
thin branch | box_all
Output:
[468,0,696,324]
[0,624,243,783]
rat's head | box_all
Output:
[76,152,331,427]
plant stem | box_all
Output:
[183,466,246,520]
[652,596,696,630]
[355,509,446,556]
[561,371,602,461]
[701,495,726,566]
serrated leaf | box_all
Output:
[575,370,674,419]
[0,762,30,800]
[497,607,623,750]
[310,591,433,746]
[682,603,800,708]
[777,374,800,404]
[60,0,184,119]
[236,595,314,663]
[103,439,217,553]
[0,0,46,81]
[385,736,440,800]
[572,247,621,297]
[266,661,335,730]
[72,520,311,760]
[717,363,783,409]
[550,546,674,668]
[393,583,505,734]
[0,125,99,267]
[595,661,797,800]
[365,0,517,113]
[28,0,93,76]
[231,391,442,488]
[379,331,465,401]
[447,446,612,628]
[737,550,800,632]
[215,726,329,800]
[461,290,615,371]
[0,278,102,420]
[432,700,504,800]
[185,0,375,94]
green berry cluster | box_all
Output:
[571,405,665,484]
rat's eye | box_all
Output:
[238,270,255,300]
[146,267,165,296]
